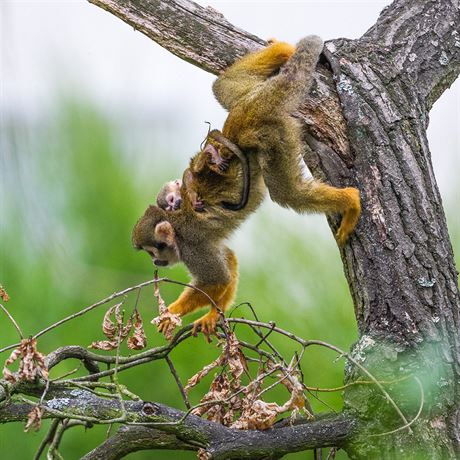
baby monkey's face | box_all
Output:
[156,179,182,211]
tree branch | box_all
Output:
[0,384,356,459]
[81,426,196,459]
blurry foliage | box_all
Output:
[0,101,458,459]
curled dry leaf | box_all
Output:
[226,332,247,381]
[3,338,49,383]
[101,304,118,340]
[88,340,118,351]
[192,374,234,426]
[127,310,147,350]
[89,303,134,350]
[25,406,44,432]
[153,281,167,315]
[151,310,182,341]
[0,285,10,302]
[152,280,182,341]
[231,399,281,430]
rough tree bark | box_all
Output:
[7,0,458,458]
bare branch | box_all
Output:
[81,425,196,460]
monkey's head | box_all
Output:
[156,179,182,211]
[132,206,180,267]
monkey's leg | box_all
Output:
[192,248,239,339]
[261,145,361,246]
[193,271,239,338]
[213,41,295,110]
[241,41,296,77]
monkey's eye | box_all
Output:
[154,242,167,251]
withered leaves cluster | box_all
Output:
[0,285,10,302]
[90,304,146,351]
[186,332,307,431]
[3,338,49,383]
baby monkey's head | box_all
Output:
[156,179,182,211]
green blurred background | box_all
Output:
[1,99,458,460]
[1,1,458,459]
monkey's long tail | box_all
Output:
[278,35,324,111]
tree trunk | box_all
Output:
[83,0,460,457]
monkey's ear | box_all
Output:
[154,221,176,247]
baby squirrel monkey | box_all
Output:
[133,37,361,337]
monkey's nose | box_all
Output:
[174,199,182,210]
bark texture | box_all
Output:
[57,0,460,457]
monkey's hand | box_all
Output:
[192,308,220,342]
[152,308,182,341]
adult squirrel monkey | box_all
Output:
[133,37,361,337]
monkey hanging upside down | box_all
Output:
[132,37,361,338]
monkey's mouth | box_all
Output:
[153,259,169,267]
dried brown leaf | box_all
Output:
[232,399,280,430]
[92,304,134,349]
[0,285,10,302]
[151,310,182,341]
[3,348,21,382]
[127,311,147,350]
[226,332,246,381]
[153,281,167,314]
[192,374,233,425]
[3,339,48,383]
[89,340,118,351]
[25,406,44,432]
[101,304,118,340]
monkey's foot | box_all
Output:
[336,227,350,247]
[192,309,220,342]
[336,188,361,246]
[152,310,182,341]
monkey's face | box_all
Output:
[156,180,182,211]
[141,242,180,267]
[132,214,180,268]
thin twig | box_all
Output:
[0,302,24,339]
[34,419,60,460]
[165,355,191,409]
[0,279,158,355]
[369,376,424,437]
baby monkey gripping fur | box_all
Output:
[133,37,361,337]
